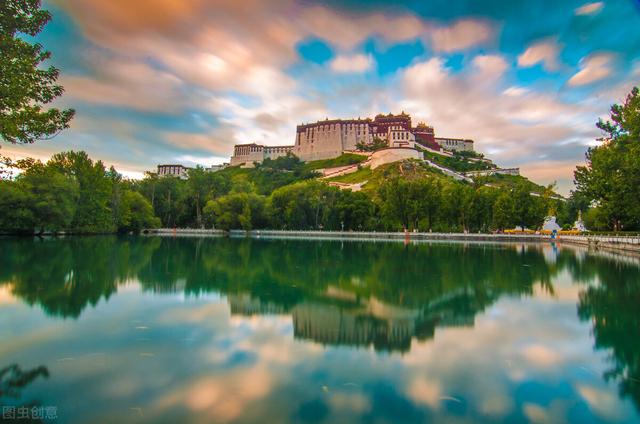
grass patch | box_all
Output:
[481,174,548,194]
[304,153,368,171]
[357,160,456,194]
[326,166,373,184]
[422,150,494,172]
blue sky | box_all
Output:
[3,0,640,193]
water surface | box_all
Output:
[1,236,639,423]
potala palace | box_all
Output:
[230,112,474,166]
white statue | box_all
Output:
[542,216,561,232]
[573,210,587,232]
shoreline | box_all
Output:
[5,229,639,255]
[144,228,640,255]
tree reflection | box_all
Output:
[0,237,160,318]
[576,256,640,411]
[2,236,640,411]
[0,364,50,421]
[5,236,635,356]
[2,236,562,352]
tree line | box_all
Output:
[1,149,570,234]
[0,151,159,233]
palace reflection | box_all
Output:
[1,235,639,411]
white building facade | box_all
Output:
[157,164,191,179]
[435,137,474,152]
[229,113,475,165]
[229,143,295,166]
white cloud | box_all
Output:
[298,6,425,50]
[61,58,187,112]
[330,54,374,73]
[473,54,509,79]
[575,2,604,16]
[503,86,529,97]
[577,384,627,421]
[518,38,561,71]
[400,56,599,193]
[429,19,496,52]
[568,53,615,86]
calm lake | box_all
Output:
[0,236,639,423]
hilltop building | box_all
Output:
[230,112,474,166]
[230,144,294,166]
[157,164,191,179]
[156,162,229,178]
[435,137,474,152]
[207,163,230,172]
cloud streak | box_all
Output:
[330,54,374,73]
[568,53,615,86]
[518,38,561,72]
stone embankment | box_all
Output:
[144,228,225,236]
[559,234,640,253]
[142,229,640,254]
[228,230,640,253]
[230,230,546,243]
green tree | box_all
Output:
[331,190,375,231]
[118,191,161,232]
[0,180,34,231]
[512,181,545,230]
[574,87,640,230]
[492,191,515,231]
[378,177,442,231]
[1,0,74,143]
[187,166,219,228]
[18,161,79,233]
[203,192,267,230]
[49,151,114,232]
[468,186,498,233]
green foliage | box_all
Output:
[583,207,610,231]
[422,150,493,172]
[1,149,557,234]
[0,180,34,232]
[187,166,229,228]
[118,191,161,232]
[0,151,160,234]
[512,181,546,230]
[303,153,367,170]
[556,191,590,227]
[574,87,640,230]
[215,153,317,196]
[49,151,113,232]
[18,161,79,232]
[259,153,305,171]
[356,137,388,152]
[455,150,485,160]
[373,168,548,232]
[269,181,329,230]
[378,177,435,230]
[268,180,375,230]
[203,192,267,230]
[492,192,515,230]
[481,173,548,195]
[0,0,74,143]
[326,166,373,184]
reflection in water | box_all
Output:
[0,364,50,415]
[1,236,639,420]
[575,257,640,411]
[0,237,160,318]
